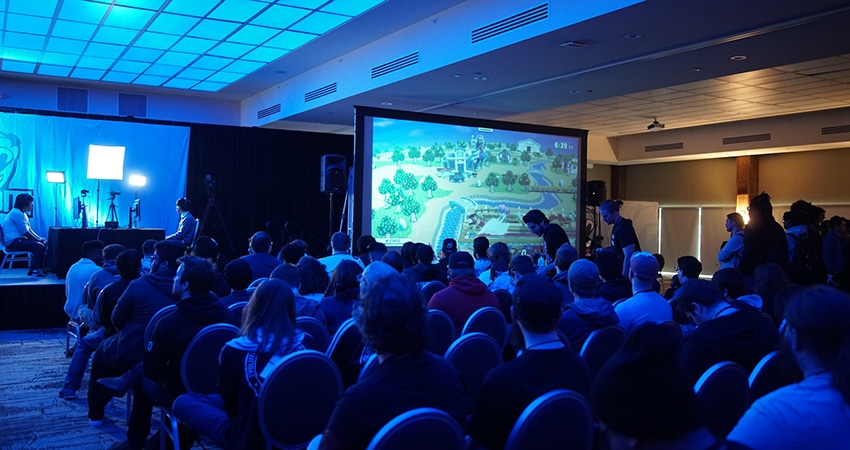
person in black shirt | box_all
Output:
[600,199,641,278]
[522,209,570,264]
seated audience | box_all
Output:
[366,242,387,266]
[478,242,511,285]
[552,244,580,306]
[296,255,330,301]
[665,255,702,300]
[240,231,283,280]
[822,216,845,287]
[140,239,156,274]
[473,236,491,276]
[437,238,457,276]
[81,244,124,326]
[320,260,363,335]
[381,250,404,273]
[614,252,672,333]
[319,272,466,450]
[319,232,365,276]
[192,235,231,298]
[487,260,512,293]
[402,244,444,284]
[219,259,253,308]
[355,234,376,262]
[728,285,850,448]
[594,247,632,303]
[469,274,591,450]
[279,242,306,265]
[270,263,326,323]
[400,241,416,269]
[64,240,105,321]
[754,263,793,321]
[558,259,619,353]
[428,252,499,336]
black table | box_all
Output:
[48,227,165,278]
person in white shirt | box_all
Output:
[614,252,672,333]
[718,212,745,270]
[1,193,48,276]
[318,232,364,276]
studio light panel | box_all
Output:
[0,0,386,92]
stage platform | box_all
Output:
[0,268,67,331]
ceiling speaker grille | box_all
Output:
[722,133,771,145]
[118,93,147,117]
[822,125,850,135]
[371,52,419,79]
[257,103,281,119]
[305,83,337,102]
[57,87,87,113]
[645,142,684,152]
[471,3,549,44]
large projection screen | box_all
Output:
[353,106,588,258]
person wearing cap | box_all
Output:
[552,243,580,306]
[614,252,672,334]
[437,238,457,277]
[428,251,499,335]
[522,209,570,263]
[469,274,590,450]
[558,259,620,353]
[319,232,365,276]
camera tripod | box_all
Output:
[105,194,119,228]
[198,181,235,256]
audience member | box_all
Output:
[718,212,746,270]
[381,250,404,273]
[240,231,283,280]
[400,241,416,269]
[279,241,306,265]
[728,285,850,448]
[401,243,444,284]
[366,241,387,266]
[437,237,457,275]
[599,199,641,278]
[355,234,376,262]
[319,273,466,450]
[140,239,156,274]
[595,247,632,303]
[219,259,253,308]
[192,235,231,298]
[478,241,511,285]
[822,216,846,288]
[319,232,365,276]
[614,252,672,333]
[487,260,512,293]
[81,244,124,328]
[320,260,363,335]
[93,250,143,340]
[1,193,48,276]
[552,244,580,305]
[473,236,491,276]
[64,240,105,321]
[469,274,590,449]
[165,197,196,246]
[665,255,701,300]
[428,251,500,335]
[739,192,788,278]
[558,259,619,353]
[522,209,570,263]
[753,263,794,322]
[296,255,330,301]
[271,263,326,322]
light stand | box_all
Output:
[79,191,89,229]
[46,171,65,227]
[86,144,127,229]
[128,175,146,229]
[105,191,120,228]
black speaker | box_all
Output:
[320,155,347,194]
[586,180,607,207]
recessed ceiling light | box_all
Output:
[453,74,462,78]
[692,67,702,72]
[730,55,747,61]
[623,33,642,39]
[560,41,587,48]
[473,73,488,81]
[567,90,581,94]
[381,102,393,106]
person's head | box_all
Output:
[753,263,790,295]
[102,244,125,264]
[675,256,702,281]
[487,242,511,264]
[790,199,823,226]
[653,253,666,272]
[13,193,34,211]
[367,242,387,265]
[599,199,624,225]
[242,278,297,353]
[590,324,702,446]
[296,255,329,295]
[554,243,579,272]
[473,236,490,259]
[355,273,426,356]
[270,264,300,290]
[510,254,535,279]
[726,212,745,232]
[512,274,562,334]
[783,285,850,403]
[331,232,351,252]
[81,240,105,264]
[448,251,475,278]
[173,255,215,298]
[415,244,435,265]
[153,240,187,273]
[356,235,376,255]
[381,251,404,273]
[176,197,192,214]
[748,192,773,219]
[675,279,727,325]
[628,252,658,286]
[279,242,306,265]
[782,209,809,230]
[595,247,622,281]
[115,249,143,279]
[223,258,253,291]
[828,216,847,232]
[142,239,157,257]
[192,236,219,262]
[401,242,416,264]
[568,259,600,299]
[328,259,363,297]
[441,238,457,259]
[522,209,549,236]
[249,231,273,254]
[711,268,747,300]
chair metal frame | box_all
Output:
[693,360,750,438]
[0,227,32,273]
[297,315,331,353]
[366,407,466,450]
[425,309,455,356]
[461,306,508,349]
[579,325,627,377]
[505,389,594,450]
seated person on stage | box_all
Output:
[240,231,283,280]
[319,232,365,276]
[319,260,363,335]
[728,285,850,449]
[173,278,306,449]
[1,193,48,276]
[64,240,105,322]
[558,259,619,353]
[319,272,466,450]
[192,235,231,298]
[469,274,591,450]
[165,197,196,246]
[219,259,253,308]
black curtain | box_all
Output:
[187,124,353,260]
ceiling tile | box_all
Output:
[171,36,217,53]
[41,52,80,66]
[92,26,140,45]
[133,74,168,86]
[321,0,384,17]
[163,0,216,17]
[242,46,289,63]
[209,0,268,22]
[190,55,233,70]
[77,55,115,70]
[70,67,106,80]
[84,42,126,59]
[251,4,310,29]
[134,31,181,50]
[187,19,241,40]
[37,64,73,77]
[147,13,200,35]
[102,5,156,29]
[144,63,182,77]
[264,30,316,50]
[192,80,228,91]
[179,67,215,80]
[2,60,37,73]
[123,47,164,62]
[58,0,109,24]
[289,11,349,34]
[227,24,278,44]
[163,78,198,89]
[8,0,58,17]
[207,41,255,58]
[50,20,97,40]
[5,13,52,34]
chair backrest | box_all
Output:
[505,389,594,450]
[425,309,455,356]
[259,350,343,450]
[491,289,513,323]
[297,316,330,353]
[748,350,803,405]
[579,325,626,378]
[358,353,380,383]
[462,306,507,349]
[180,323,240,394]
[247,277,268,292]
[325,318,365,387]
[443,332,502,412]
[694,361,750,438]
[366,407,466,450]
[227,301,248,327]
[144,304,177,344]
[419,280,447,303]
[658,320,683,342]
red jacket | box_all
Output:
[428,275,499,336]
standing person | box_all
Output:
[522,209,569,264]
[718,212,745,270]
[1,193,48,276]
[739,192,788,278]
[165,197,196,246]
[822,216,846,288]
[599,199,641,278]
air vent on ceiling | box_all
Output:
[257,103,281,119]
[118,93,147,117]
[722,133,771,145]
[471,3,549,44]
[821,125,850,135]
[305,83,337,102]
[371,52,419,79]
[57,87,88,113]
[645,142,684,152]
